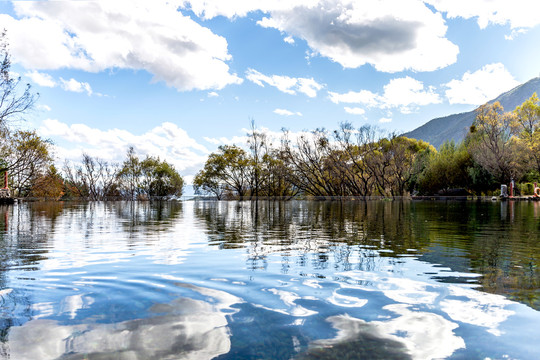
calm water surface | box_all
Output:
[1,200,540,359]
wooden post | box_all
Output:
[3,171,7,189]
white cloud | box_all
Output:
[329,76,441,113]
[25,70,98,96]
[203,137,222,145]
[381,77,441,112]
[202,126,310,148]
[344,107,365,115]
[283,35,295,44]
[274,108,303,116]
[60,78,93,96]
[39,119,209,177]
[38,104,52,112]
[25,70,56,87]
[426,0,540,30]
[1,0,242,91]
[184,0,459,72]
[444,63,519,105]
[246,69,323,97]
[207,91,219,97]
[329,90,380,107]
[379,117,392,123]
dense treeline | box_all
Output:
[195,96,540,199]
[195,123,434,199]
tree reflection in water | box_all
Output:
[194,200,540,309]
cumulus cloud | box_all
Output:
[444,63,519,105]
[38,104,52,111]
[381,77,442,112]
[328,90,380,107]
[426,0,540,30]
[202,126,309,148]
[379,117,392,123]
[329,76,441,113]
[246,69,323,97]
[1,0,242,91]
[60,78,93,96]
[25,71,96,96]
[184,0,459,72]
[344,107,365,115]
[25,70,56,87]
[283,35,295,44]
[39,119,209,178]
[274,108,303,116]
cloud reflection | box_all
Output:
[6,283,241,360]
[303,304,464,360]
[339,270,515,336]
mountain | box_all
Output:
[405,77,540,148]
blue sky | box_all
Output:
[1,0,540,183]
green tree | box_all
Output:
[140,156,184,198]
[1,130,53,196]
[118,148,183,199]
[194,145,250,199]
[513,92,540,176]
[467,101,527,184]
[118,147,142,200]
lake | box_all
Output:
[1,200,540,359]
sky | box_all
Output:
[1,0,540,185]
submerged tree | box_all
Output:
[63,154,120,200]
[194,145,250,199]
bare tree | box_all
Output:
[0,30,38,132]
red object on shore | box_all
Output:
[3,171,7,189]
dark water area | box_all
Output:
[0,200,539,359]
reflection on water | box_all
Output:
[7,282,239,360]
[0,200,540,359]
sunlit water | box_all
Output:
[1,200,540,359]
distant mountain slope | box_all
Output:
[405,77,540,148]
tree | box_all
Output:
[467,101,527,184]
[513,92,540,175]
[63,154,120,200]
[1,130,52,196]
[193,166,224,199]
[365,135,434,197]
[332,123,379,198]
[29,165,65,199]
[0,30,38,132]
[118,148,183,199]
[194,145,250,199]
[413,141,491,195]
[139,156,184,198]
[118,147,142,200]
[281,129,344,197]
[247,119,267,199]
